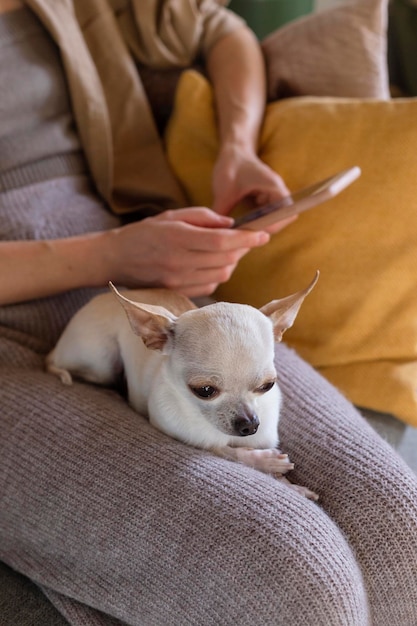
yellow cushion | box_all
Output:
[165,70,417,427]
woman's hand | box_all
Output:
[211,144,297,235]
[101,207,270,297]
[0,207,271,305]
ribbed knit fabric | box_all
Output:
[1,178,417,626]
[41,590,125,626]
[276,347,417,626]
[0,562,68,626]
[0,153,88,193]
[0,366,370,626]
[0,7,83,187]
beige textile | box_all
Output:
[262,0,390,100]
[24,0,245,214]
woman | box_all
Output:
[1,1,417,625]
[0,0,294,306]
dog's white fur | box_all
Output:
[47,273,319,499]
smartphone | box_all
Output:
[232,166,361,230]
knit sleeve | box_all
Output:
[127,0,247,68]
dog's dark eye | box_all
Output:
[189,385,219,400]
[256,381,276,394]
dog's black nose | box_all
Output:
[234,413,260,437]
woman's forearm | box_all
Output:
[205,26,287,216]
[206,27,267,153]
[0,207,273,305]
[0,233,111,305]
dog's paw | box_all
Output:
[234,447,295,475]
[274,475,319,501]
[46,363,73,386]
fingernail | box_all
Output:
[257,232,270,245]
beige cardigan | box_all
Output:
[24,0,245,214]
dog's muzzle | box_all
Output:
[233,412,260,437]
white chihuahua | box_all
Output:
[47,273,319,499]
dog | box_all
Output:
[46,273,319,500]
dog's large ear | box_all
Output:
[259,272,319,342]
[109,283,177,351]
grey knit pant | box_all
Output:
[1,178,417,626]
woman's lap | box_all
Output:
[2,345,417,624]
[1,177,416,625]
[276,344,417,626]
[1,364,369,626]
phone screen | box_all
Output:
[232,167,361,230]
